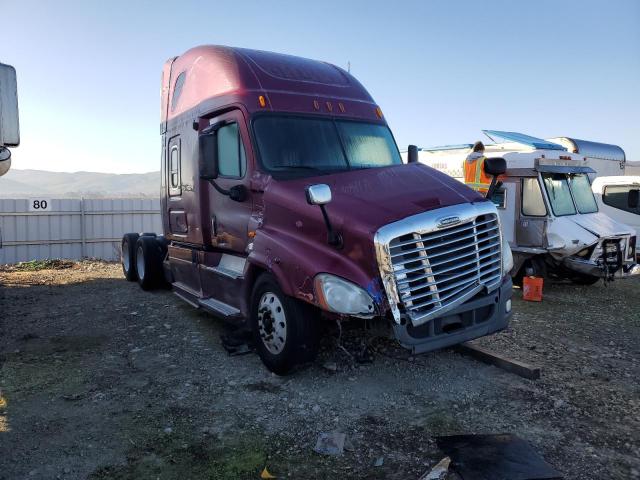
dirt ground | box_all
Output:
[1,261,639,480]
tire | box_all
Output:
[513,256,546,287]
[250,273,320,375]
[121,233,139,281]
[570,274,600,286]
[135,236,163,290]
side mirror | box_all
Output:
[0,63,20,147]
[629,189,639,209]
[199,132,218,180]
[407,145,419,164]
[306,184,332,205]
[306,184,341,247]
[0,146,11,177]
[483,157,506,177]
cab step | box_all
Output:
[198,297,242,319]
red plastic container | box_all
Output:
[523,276,543,302]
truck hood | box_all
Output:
[568,212,634,238]
[281,163,481,233]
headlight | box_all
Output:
[313,274,375,318]
[502,233,514,275]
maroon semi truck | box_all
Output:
[121,46,513,374]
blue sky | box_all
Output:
[3,0,639,173]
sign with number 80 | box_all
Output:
[28,199,52,212]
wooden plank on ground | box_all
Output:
[454,342,541,380]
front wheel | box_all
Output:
[250,274,320,375]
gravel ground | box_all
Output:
[0,261,639,480]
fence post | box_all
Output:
[80,197,86,259]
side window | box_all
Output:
[603,185,640,214]
[168,139,181,196]
[522,178,546,216]
[217,123,246,178]
[171,72,186,112]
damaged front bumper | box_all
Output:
[563,257,640,279]
[392,276,513,354]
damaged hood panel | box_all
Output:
[568,212,634,238]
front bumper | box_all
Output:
[562,257,640,279]
[392,276,512,354]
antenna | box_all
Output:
[347,61,351,73]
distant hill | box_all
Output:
[0,169,160,198]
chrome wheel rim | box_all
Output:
[122,243,130,271]
[257,292,287,355]
[136,245,145,280]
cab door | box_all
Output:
[203,109,254,253]
[516,177,548,247]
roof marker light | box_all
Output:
[338,102,345,113]
[375,106,383,118]
[326,101,333,112]
[313,100,320,111]
[258,95,266,108]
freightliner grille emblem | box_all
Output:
[436,216,461,229]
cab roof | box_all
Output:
[161,45,381,128]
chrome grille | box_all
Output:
[388,213,502,323]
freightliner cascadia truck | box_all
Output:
[121,46,513,374]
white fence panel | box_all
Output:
[0,198,162,264]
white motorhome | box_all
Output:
[414,131,639,285]
[0,62,20,177]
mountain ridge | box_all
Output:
[0,169,160,198]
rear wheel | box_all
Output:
[135,236,163,290]
[250,274,320,375]
[121,233,139,281]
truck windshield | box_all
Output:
[568,174,598,214]
[542,173,576,216]
[542,173,598,216]
[253,115,401,177]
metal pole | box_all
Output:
[80,197,86,259]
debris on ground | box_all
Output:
[419,456,451,480]
[322,361,338,372]
[314,432,346,456]
[436,434,562,480]
[260,466,277,479]
[220,328,254,356]
[1,259,76,272]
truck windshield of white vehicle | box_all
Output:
[542,173,577,216]
[253,115,402,178]
[542,173,598,216]
[568,174,598,214]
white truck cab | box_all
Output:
[415,131,639,285]
[543,137,639,261]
